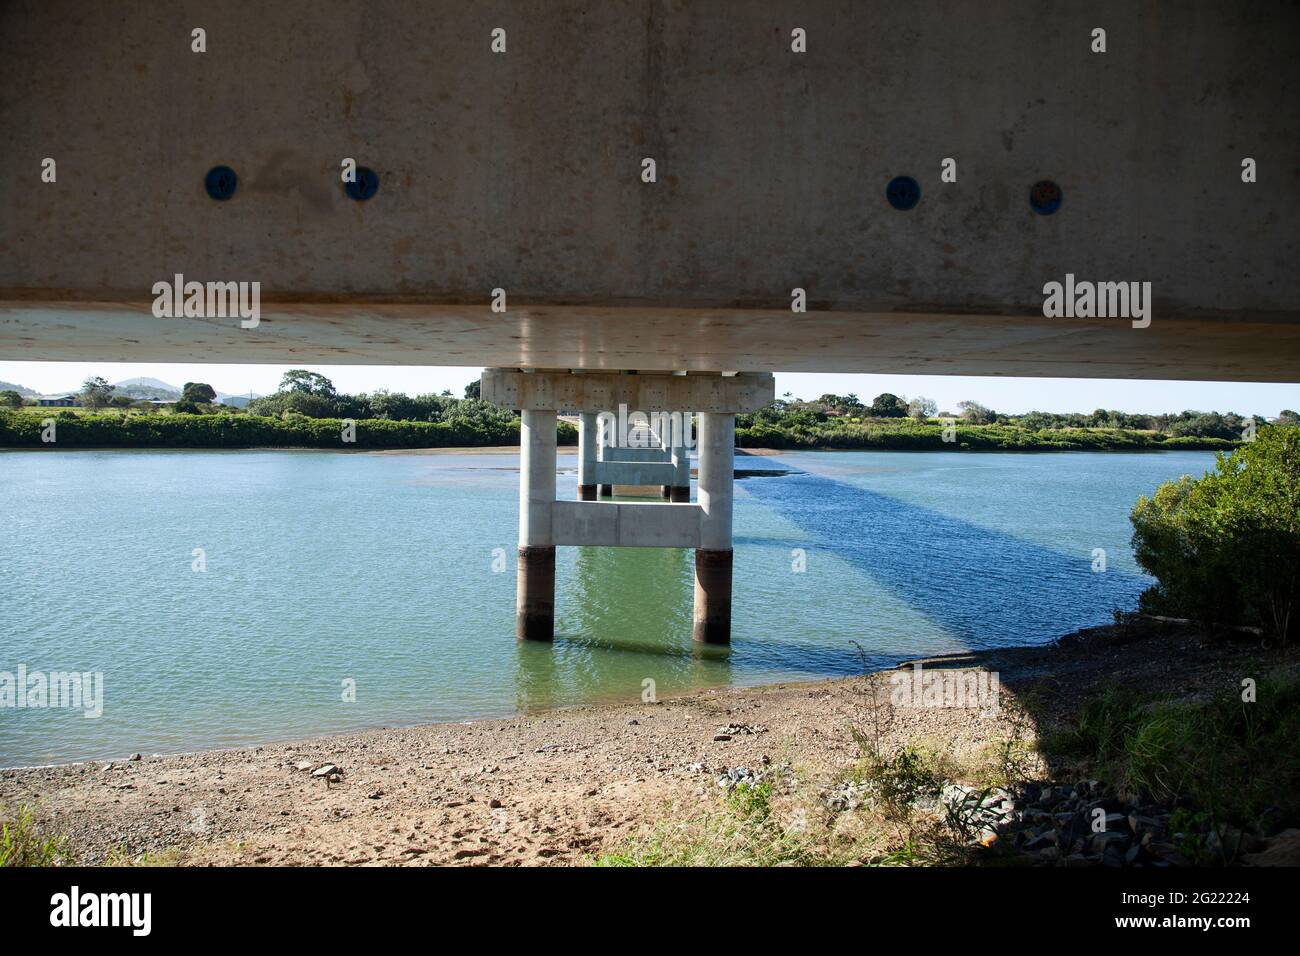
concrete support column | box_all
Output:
[671,412,692,502]
[693,411,734,644]
[596,415,613,498]
[578,412,598,501]
[658,424,673,498]
[517,409,556,641]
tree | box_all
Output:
[1167,412,1240,440]
[366,390,421,421]
[279,369,336,397]
[869,393,909,418]
[907,396,937,421]
[1277,409,1300,426]
[181,382,217,404]
[464,380,481,399]
[0,389,22,409]
[957,400,997,425]
[247,390,339,419]
[816,393,864,415]
[81,376,114,410]
[1131,425,1300,643]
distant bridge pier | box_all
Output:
[670,427,691,503]
[595,422,682,499]
[483,368,773,644]
[577,412,598,501]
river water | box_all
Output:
[0,447,1215,766]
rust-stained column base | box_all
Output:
[516,545,556,641]
[692,548,733,644]
[599,484,613,497]
[670,485,690,502]
[578,484,597,501]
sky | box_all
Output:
[1,361,1297,417]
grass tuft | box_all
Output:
[0,804,74,867]
[1042,674,1300,833]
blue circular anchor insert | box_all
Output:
[204,165,238,201]
[1030,180,1062,215]
[885,175,921,211]
[345,166,380,201]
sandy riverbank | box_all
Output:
[1,624,1287,866]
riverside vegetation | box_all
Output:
[2,371,1289,451]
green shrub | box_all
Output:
[1131,426,1300,642]
[726,781,773,821]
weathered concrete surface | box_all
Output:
[1,0,1297,381]
[551,500,702,548]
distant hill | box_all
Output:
[112,377,181,400]
[24,375,258,405]
[112,378,264,406]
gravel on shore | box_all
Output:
[1,623,1288,866]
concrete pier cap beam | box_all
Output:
[480,369,775,415]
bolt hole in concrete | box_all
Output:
[885,175,921,210]
[203,165,238,200]
[1030,179,1062,215]
[345,166,380,201]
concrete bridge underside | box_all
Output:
[3,1,1298,645]
[1,0,1297,382]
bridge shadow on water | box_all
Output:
[739,467,1151,652]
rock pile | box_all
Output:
[712,759,790,793]
[940,781,1265,867]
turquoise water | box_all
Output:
[0,448,1215,766]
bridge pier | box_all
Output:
[517,408,557,641]
[484,369,772,645]
[693,412,734,644]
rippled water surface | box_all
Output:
[0,448,1215,766]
